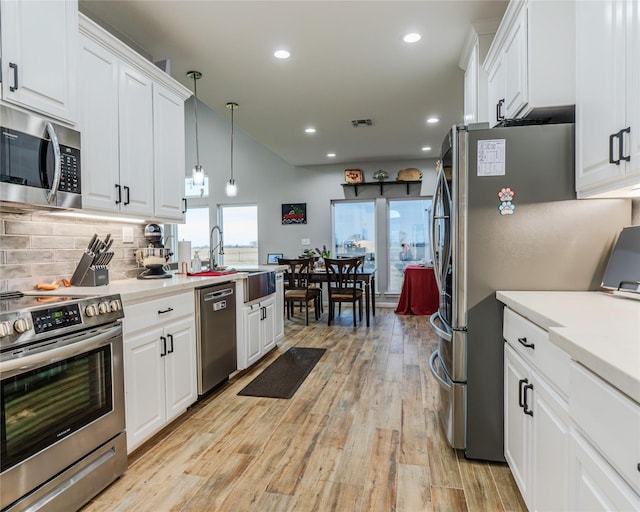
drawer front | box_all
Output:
[124,292,195,334]
[503,308,570,396]
[570,361,640,492]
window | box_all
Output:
[220,205,258,266]
[388,199,432,293]
[176,206,209,262]
[332,201,375,270]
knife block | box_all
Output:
[78,268,109,287]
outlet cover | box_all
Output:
[122,226,134,244]
[301,238,311,246]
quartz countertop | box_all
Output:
[496,291,640,403]
[27,265,287,304]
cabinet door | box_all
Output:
[531,372,570,512]
[569,430,640,511]
[487,57,505,128]
[245,305,262,367]
[153,83,186,221]
[262,297,277,353]
[164,317,197,421]
[118,63,154,217]
[575,0,627,194]
[275,273,284,340]
[463,44,478,124]
[78,34,120,213]
[503,7,528,119]
[124,327,166,452]
[625,0,640,179]
[504,345,531,507]
[0,0,77,123]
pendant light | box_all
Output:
[187,70,205,186]
[225,102,238,197]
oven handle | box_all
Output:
[0,324,121,377]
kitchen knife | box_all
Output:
[86,234,98,252]
[102,238,114,253]
[103,233,111,247]
[90,237,101,254]
[103,252,114,266]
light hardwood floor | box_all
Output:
[82,308,527,512]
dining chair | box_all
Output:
[278,257,322,325]
[324,257,363,326]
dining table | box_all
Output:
[308,268,376,326]
[395,264,439,315]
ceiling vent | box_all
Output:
[351,118,374,127]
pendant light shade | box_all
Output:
[226,102,239,197]
[187,70,205,186]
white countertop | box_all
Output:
[496,291,640,403]
[27,265,287,304]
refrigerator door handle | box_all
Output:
[429,311,452,342]
[429,350,452,391]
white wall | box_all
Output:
[184,98,438,298]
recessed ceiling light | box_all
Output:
[426,117,439,124]
[274,49,291,59]
[422,146,431,151]
[327,153,336,158]
[403,33,421,43]
[305,127,316,134]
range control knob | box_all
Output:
[109,299,122,312]
[0,321,12,337]
[85,304,98,317]
[98,302,109,314]
[14,317,30,334]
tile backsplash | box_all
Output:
[0,212,150,292]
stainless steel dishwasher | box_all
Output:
[195,282,237,396]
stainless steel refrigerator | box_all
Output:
[428,123,630,462]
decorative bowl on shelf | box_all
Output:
[373,170,388,181]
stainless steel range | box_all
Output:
[0,292,127,512]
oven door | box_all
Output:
[0,322,125,510]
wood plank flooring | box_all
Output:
[82,308,527,512]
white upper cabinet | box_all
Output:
[459,20,498,125]
[575,0,640,198]
[153,83,187,221]
[78,14,191,221]
[0,0,78,124]
[484,0,575,127]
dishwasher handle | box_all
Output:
[203,288,234,301]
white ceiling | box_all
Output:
[79,0,508,167]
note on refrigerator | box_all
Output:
[477,139,506,176]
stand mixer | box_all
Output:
[136,224,173,279]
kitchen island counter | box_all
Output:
[497,290,640,403]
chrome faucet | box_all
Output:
[209,225,224,269]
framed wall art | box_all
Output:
[281,203,307,224]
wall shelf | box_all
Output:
[342,180,422,197]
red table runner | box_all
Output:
[395,264,439,315]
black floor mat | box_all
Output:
[237,347,326,399]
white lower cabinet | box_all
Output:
[241,295,276,369]
[123,293,197,453]
[275,271,284,340]
[503,306,640,511]
[569,428,640,512]
[504,344,569,512]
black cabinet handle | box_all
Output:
[158,307,174,315]
[182,198,187,214]
[518,378,527,408]
[523,383,534,416]
[115,184,122,204]
[167,333,174,354]
[609,132,621,165]
[160,336,167,357]
[518,336,535,349]
[123,185,130,205]
[496,98,505,122]
[9,62,18,92]
[619,127,631,162]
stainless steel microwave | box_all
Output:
[0,105,81,211]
